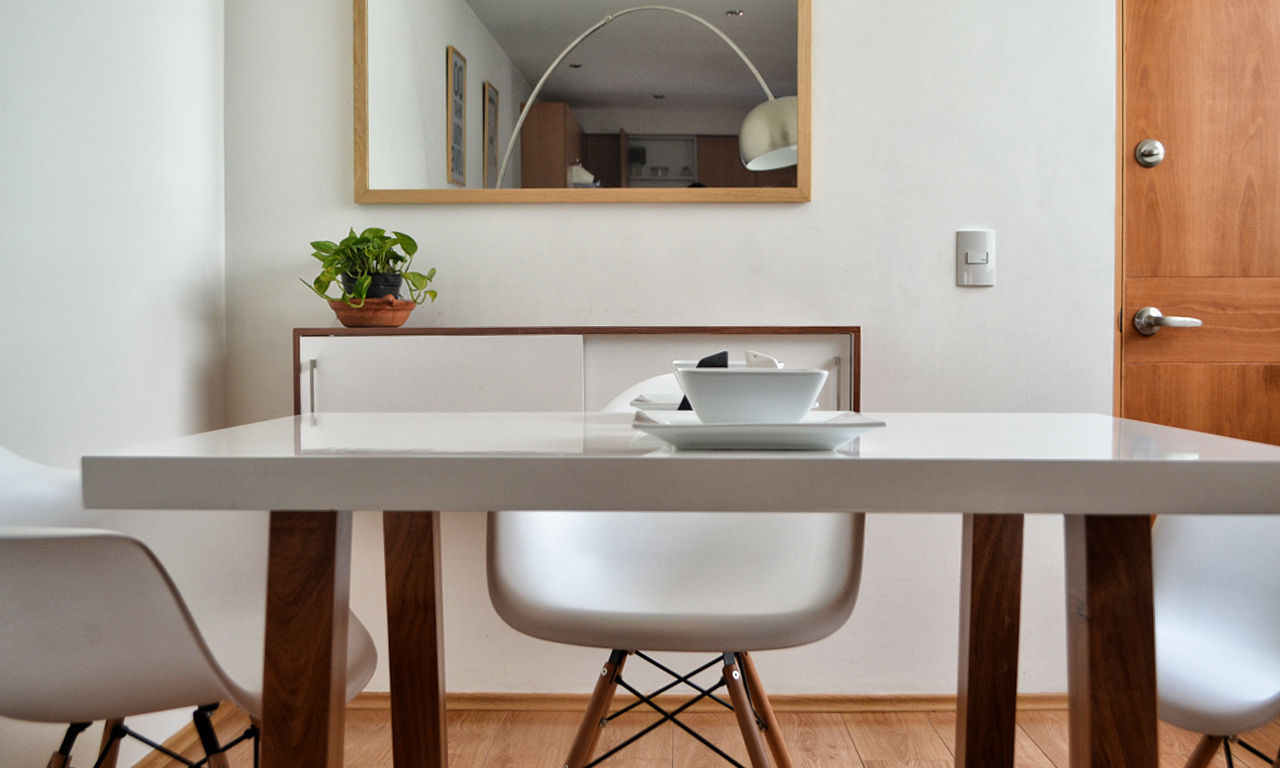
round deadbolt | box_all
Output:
[1135,139,1165,167]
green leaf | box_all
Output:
[306,227,425,305]
[300,277,329,299]
[394,231,418,256]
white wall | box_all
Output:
[226,0,1115,701]
[575,105,749,135]
[0,0,227,764]
[368,0,531,188]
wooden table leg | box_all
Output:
[383,511,448,768]
[955,514,1023,768]
[1064,515,1157,768]
[262,510,352,768]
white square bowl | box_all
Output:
[673,367,828,423]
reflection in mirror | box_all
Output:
[355,0,810,203]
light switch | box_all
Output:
[956,229,995,286]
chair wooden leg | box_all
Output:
[94,719,124,768]
[46,723,90,768]
[1181,735,1224,768]
[194,704,231,768]
[565,650,629,768]
[739,652,792,768]
[723,654,773,768]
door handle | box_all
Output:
[1133,306,1203,336]
[1135,139,1166,167]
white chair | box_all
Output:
[488,374,866,768]
[0,446,378,768]
[1154,514,1280,768]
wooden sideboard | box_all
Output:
[292,326,861,416]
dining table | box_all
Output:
[80,410,1280,768]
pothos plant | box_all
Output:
[303,227,437,307]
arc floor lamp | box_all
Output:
[495,4,799,188]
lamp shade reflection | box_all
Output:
[740,95,799,171]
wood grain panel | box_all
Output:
[593,712,673,767]
[262,511,351,768]
[1124,363,1280,444]
[480,711,579,768]
[675,712,753,768]
[1016,711,1070,768]
[776,712,862,768]
[1124,278,1280,362]
[696,136,757,188]
[383,511,448,768]
[353,690,1067,713]
[1065,515,1157,768]
[583,134,623,188]
[148,700,1280,768]
[841,713,952,763]
[926,711,1056,768]
[1125,0,1280,277]
[521,103,574,188]
[955,514,1023,768]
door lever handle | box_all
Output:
[1133,306,1203,336]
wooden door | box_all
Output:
[519,103,583,188]
[696,135,757,187]
[1121,0,1280,444]
[583,134,622,188]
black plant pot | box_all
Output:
[341,272,403,300]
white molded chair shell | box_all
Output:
[488,510,864,651]
[0,445,377,724]
[1155,514,1280,735]
[1,527,250,722]
[487,373,865,653]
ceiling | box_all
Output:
[461,0,798,110]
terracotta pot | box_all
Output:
[327,295,416,328]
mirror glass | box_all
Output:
[356,0,810,203]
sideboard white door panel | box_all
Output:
[299,335,584,413]
[582,333,854,411]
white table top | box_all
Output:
[81,412,1280,516]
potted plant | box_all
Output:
[303,227,437,327]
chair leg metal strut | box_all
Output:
[1228,735,1275,766]
[1180,734,1278,768]
[564,650,792,768]
[55,704,260,768]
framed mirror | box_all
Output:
[354,0,810,203]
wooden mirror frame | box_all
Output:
[353,0,811,204]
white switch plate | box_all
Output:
[956,229,995,287]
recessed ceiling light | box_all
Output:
[726,10,745,16]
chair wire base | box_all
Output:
[568,650,787,768]
[1227,736,1274,766]
[51,703,259,768]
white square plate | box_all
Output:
[632,410,886,450]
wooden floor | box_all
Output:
[157,705,1280,768]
